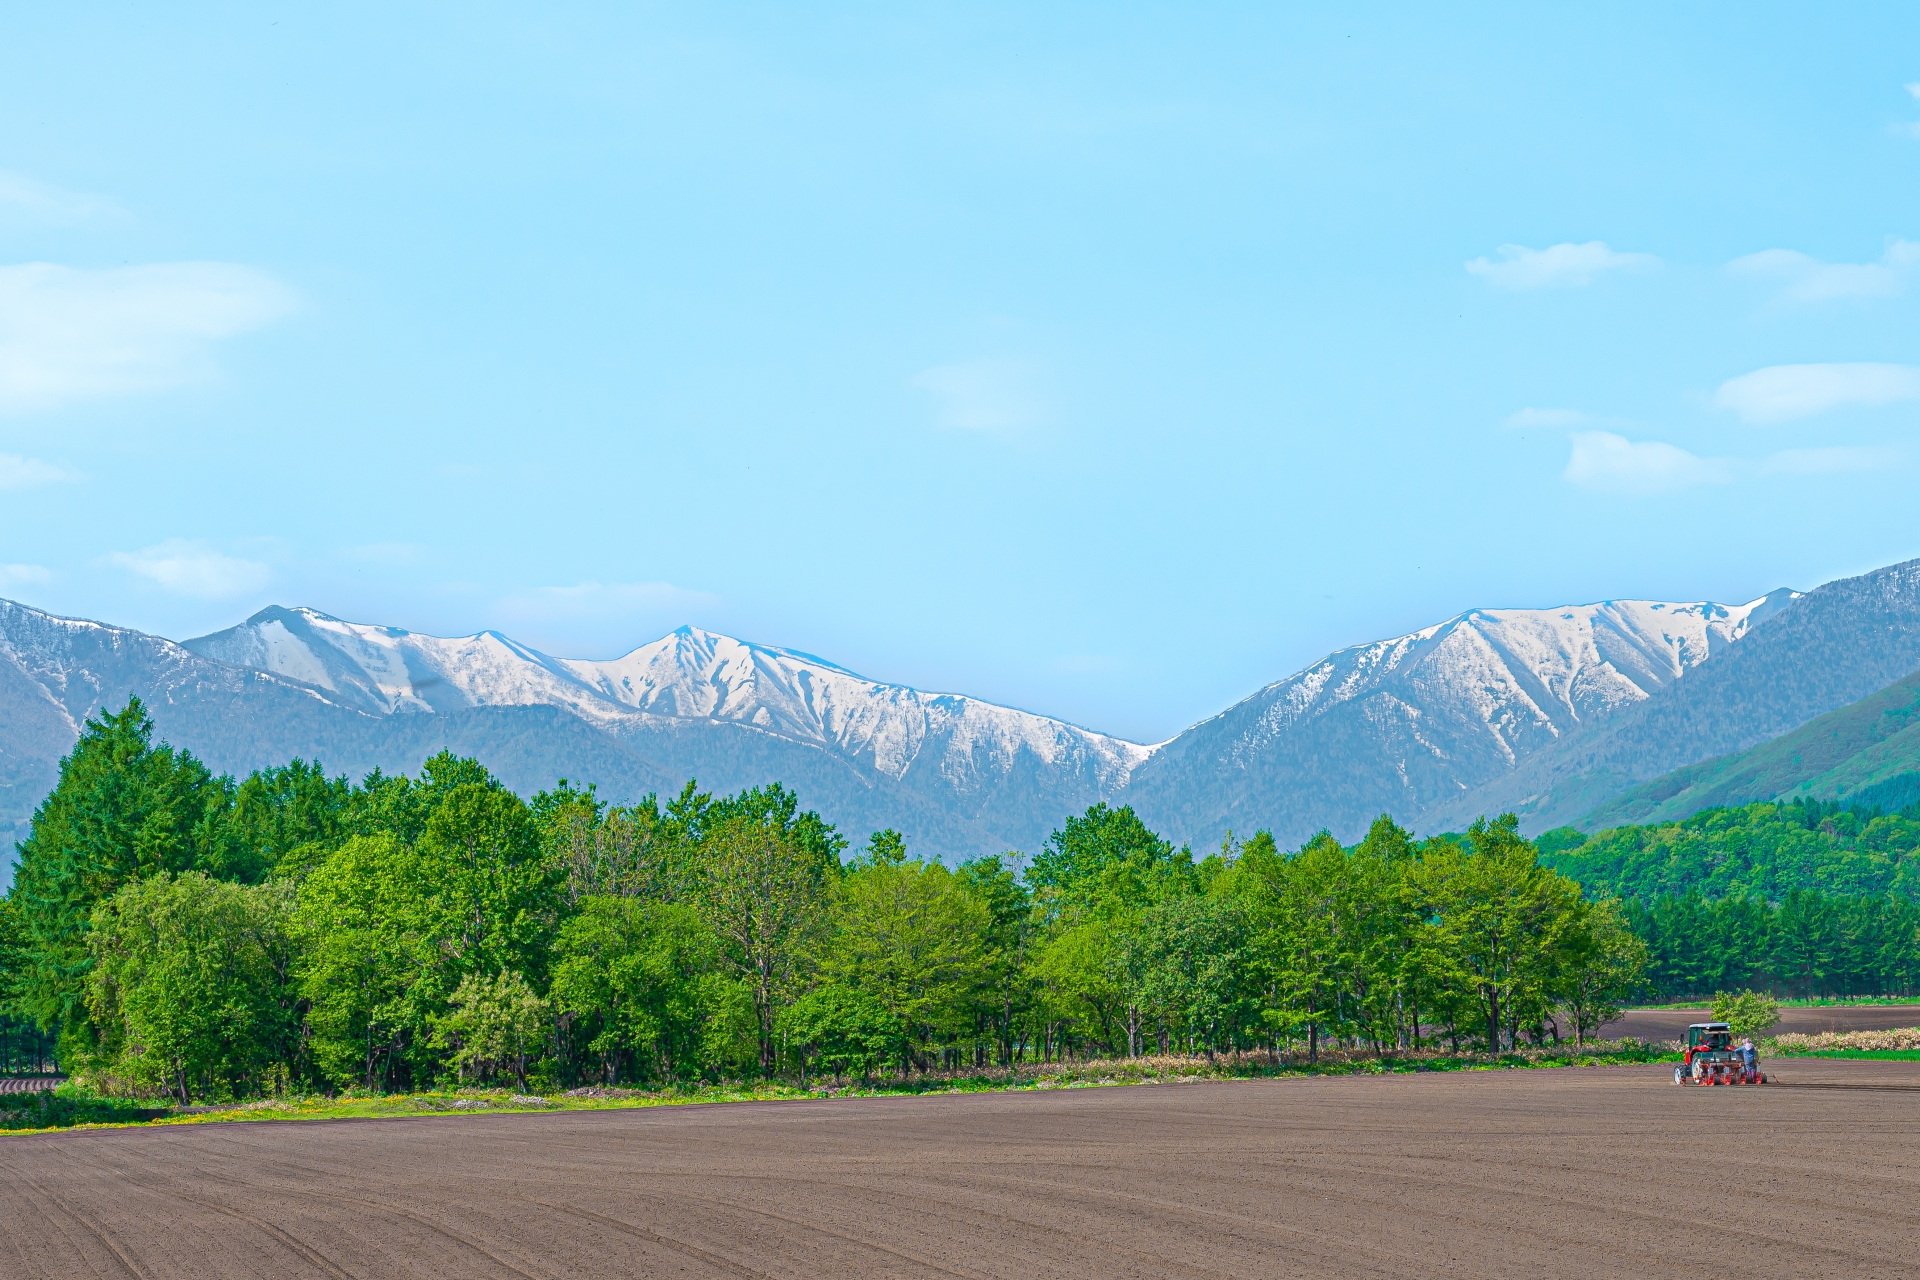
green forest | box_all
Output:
[1538,798,1920,1002]
[3,701,1918,1103]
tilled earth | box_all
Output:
[1600,1003,1920,1041]
[6,1060,1918,1279]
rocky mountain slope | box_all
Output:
[1425,558,1920,835]
[1123,593,1795,849]
[17,558,1907,884]
[1572,667,1920,830]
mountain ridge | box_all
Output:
[1,571,1865,887]
[1425,558,1920,836]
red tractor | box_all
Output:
[1673,1022,1765,1085]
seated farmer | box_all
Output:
[1740,1039,1758,1076]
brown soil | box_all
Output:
[1601,1003,1920,1041]
[0,1076,61,1094]
[5,1061,1917,1278]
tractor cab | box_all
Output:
[1686,1023,1733,1055]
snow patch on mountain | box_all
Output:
[185,609,1155,791]
[1219,593,1796,759]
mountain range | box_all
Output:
[5,557,1918,882]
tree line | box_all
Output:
[0,701,1666,1100]
[1539,795,1920,1000]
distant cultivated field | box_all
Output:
[5,1062,1917,1279]
[1602,1003,1920,1041]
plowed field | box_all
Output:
[1601,1003,1920,1040]
[6,1061,1917,1279]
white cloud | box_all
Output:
[1727,240,1920,301]
[0,453,72,488]
[1714,362,1920,423]
[1563,431,1734,495]
[912,359,1046,430]
[1909,82,1920,100]
[0,171,123,224]
[1465,241,1659,289]
[0,563,52,591]
[1504,407,1589,428]
[1563,432,1899,495]
[0,262,296,414]
[107,539,271,599]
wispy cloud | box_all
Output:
[1727,240,1920,301]
[0,563,52,591]
[0,262,296,414]
[1504,407,1589,428]
[1714,362,1920,423]
[107,539,271,599]
[1563,431,1733,495]
[0,171,123,224]
[912,359,1047,431]
[0,453,73,489]
[1465,241,1659,290]
[1563,432,1895,495]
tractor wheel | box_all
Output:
[1673,1065,1685,1085]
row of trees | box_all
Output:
[1625,890,1920,1000]
[0,704,1655,1101]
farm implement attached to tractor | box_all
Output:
[1673,1022,1766,1085]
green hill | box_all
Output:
[1574,669,1920,832]
[1538,797,1920,903]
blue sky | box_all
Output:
[3,4,1919,743]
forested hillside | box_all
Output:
[1579,669,1920,830]
[1538,797,1920,901]
[1539,798,1920,1000]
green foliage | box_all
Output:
[84,872,299,1102]
[233,760,356,880]
[0,700,1680,1107]
[430,970,549,1089]
[1710,989,1781,1038]
[550,897,750,1083]
[778,985,900,1080]
[691,814,833,1073]
[1029,802,1195,922]
[293,832,439,1089]
[10,700,253,1047]
[1560,899,1648,1045]
[0,1083,157,1130]
[814,851,987,1069]
[1622,890,1920,1000]
[1542,798,1920,902]
[1127,893,1253,1055]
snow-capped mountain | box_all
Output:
[1123,591,1799,850]
[1424,560,1920,835]
[0,599,396,872]
[22,564,1898,886]
[183,608,1154,795]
